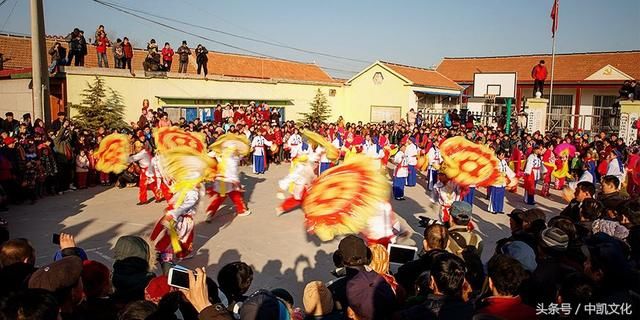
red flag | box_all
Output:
[550,0,559,37]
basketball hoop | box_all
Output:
[484,94,497,101]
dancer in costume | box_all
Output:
[364,134,383,171]
[363,201,402,247]
[129,141,156,205]
[488,150,516,214]
[523,144,544,205]
[276,154,316,216]
[426,142,442,191]
[404,137,418,187]
[433,172,463,224]
[541,143,556,197]
[206,141,252,221]
[287,128,304,160]
[606,149,625,183]
[151,155,172,203]
[250,131,272,174]
[316,144,332,175]
[392,146,408,200]
[150,146,214,263]
[155,183,201,262]
[462,184,476,209]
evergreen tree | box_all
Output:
[299,88,332,123]
[71,76,127,130]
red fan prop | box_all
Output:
[302,155,389,241]
[94,134,130,174]
[154,127,207,154]
[439,136,500,187]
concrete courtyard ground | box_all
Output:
[4,163,565,299]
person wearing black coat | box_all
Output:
[196,44,209,76]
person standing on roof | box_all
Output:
[531,60,548,97]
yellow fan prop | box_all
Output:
[302,155,390,241]
[94,134,130,174]
[439,136,500,187]
[302,130,339,161]
[209,133,251,156]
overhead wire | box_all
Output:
[97,0,370,65]
[91,0,360,75]
[1,0,19,31]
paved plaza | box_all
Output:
[4,163,566,299]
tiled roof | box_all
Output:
[380,61,462,91]
[436,51,640,83]
[0,33,336,83]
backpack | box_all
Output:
[448,229,479,255]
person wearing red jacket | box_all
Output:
[273,127,283,164]
[95,32,110,68]
[122,37,134,72]
[531,60,548,96]
[161,42,174,71]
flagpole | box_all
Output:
[549,31,556,108]
[549,0,558,110]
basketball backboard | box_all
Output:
[473,72,517,98]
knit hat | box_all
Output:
[303,281,333,316]
[501,241,537,272]
[592,219,629,240]
[338,235,370,267]
[28,256,83,292]
[113,236,150,263]
[540,227,569,251]
[144,275,173,304]
[82,260,111,298]
[450,201,472,221]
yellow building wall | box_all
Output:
[343,64,413,123]
[65,70,344,124]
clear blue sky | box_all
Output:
[1,0,638,78]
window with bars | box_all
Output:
[544,94,574,133]
[592,95,619,132]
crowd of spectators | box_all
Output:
[47,25,209,77]
[1,191,639,320]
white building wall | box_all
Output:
[0,79,43,120]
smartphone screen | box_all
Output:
[168,268,190,289]
[52,233,60,245]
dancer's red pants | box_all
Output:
[206,191,247,216]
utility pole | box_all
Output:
[30,0,51,124]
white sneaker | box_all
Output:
[69,184,77,191]
[237,210,252,217]
[275,208,284,217]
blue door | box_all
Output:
[185,108,198,122]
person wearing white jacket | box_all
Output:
[393,148,409,200]
[129,141,155,205]
[488,150,516,214]
[250,131,272,174]
[205,146,251,221]
[404,137,418,187]
[276,155,315,216]
[426,144,442,191]
[287,129,304,160]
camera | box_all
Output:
[418,216,443,228]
